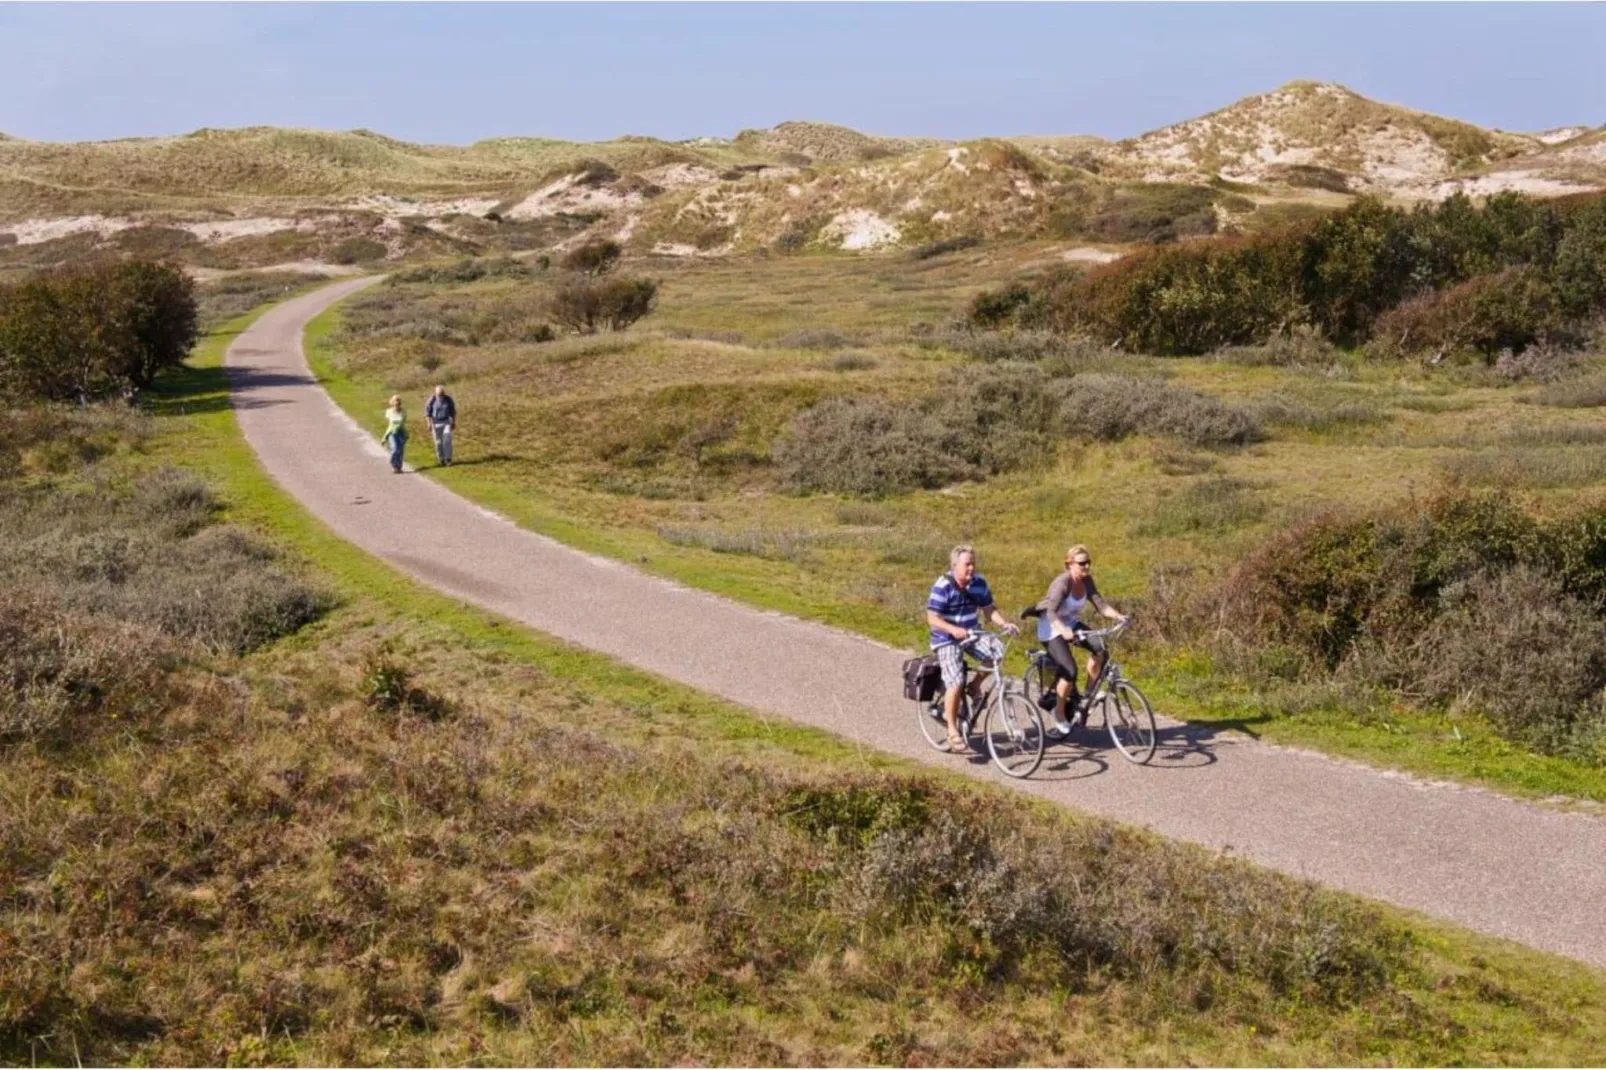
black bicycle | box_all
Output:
[1020,615,1158,764]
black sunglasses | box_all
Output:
[1068,558,1091,568]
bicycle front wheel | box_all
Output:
[985,687,1045,778]
[1105,680,1158,764]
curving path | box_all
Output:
[228,278,1606,969]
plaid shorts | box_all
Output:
[936,643,967,691]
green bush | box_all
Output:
[0,260,198,401]
[972,192,1606,357]
[1167,488,1606,760]
[1085,184,1220,244]
[1369,267,1565,361]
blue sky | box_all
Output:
[1,3,1601,144]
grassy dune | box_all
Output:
[308,249,1606,802]
[4,287,1606,1065]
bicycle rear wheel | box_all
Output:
[1105,680,1158,764]
[915,697,951,751]
[985,687,1045,778]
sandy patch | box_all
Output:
[642,163,721,189]
[1537,127,1590,146]
[945,147,970,174]
[345,194,501,218]
[180,217,306,242]
[1421,172,1600,199]
[504,174,640,220]
[651,242,702,257]
[2,215,133,245]
[1061,246,1121,264]
[187,259,364,282]
[821,209,899,251]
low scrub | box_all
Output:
[390,256,530,285]
[1,464,329,658]
[196,270,327,330]
[775,365,1260,496]
[1531,372,1606,408]
[1158,489,1606,761]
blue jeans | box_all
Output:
[386,431,407,470]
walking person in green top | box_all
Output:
[381,394,408,474]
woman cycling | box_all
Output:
[1035,544,1128,737]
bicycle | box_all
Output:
[913,631,1046,778]
[1020,615,1158,764]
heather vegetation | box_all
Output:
[972,192,1606,359]
[1154,489,1606,762]
[310,238,1606,802]
[6,336,1606,1065]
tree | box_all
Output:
[0,260,198,401]
[549,274,658,334]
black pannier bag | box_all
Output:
[902,654,943,702]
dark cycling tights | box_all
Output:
[1045,635,1080,688]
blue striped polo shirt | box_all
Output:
[927,572,994,649]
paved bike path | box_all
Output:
[228,278,1606,969]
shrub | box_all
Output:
[1064,374,1263,448]
[196,270,325,329]
[1414,568,1606,758]
[329,237,387,265]
[775,327,858,350]
[1085,184,1220,244]
[967,282,1031,328]
[0,260,198,400]
[0,594,169,744]
[909,235,980,260]
[391,257,528,285]
[975,192,1606,357]
[1369,267,1564,361]
[549,274,659,334]
[560,239,623,276]
[1532,374,1606,408]
[1166,487,1606,760]
[775,365,1259,496]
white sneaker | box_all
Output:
[1046,717,1073,738]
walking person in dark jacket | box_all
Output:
[424,384,457,467]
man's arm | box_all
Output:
[983,604,1019,636]
[925,610,970,643]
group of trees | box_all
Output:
[971,191,1606,359]
[0,260,198,401]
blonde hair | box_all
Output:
[949,544,975,568]
[387,395,402,408]
[1065,543,1090,565]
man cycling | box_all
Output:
[926,544,1019,753]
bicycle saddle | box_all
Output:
[1020,605,1044,620]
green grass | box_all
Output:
[84,290,1606,1066]
[302,262,1606,806]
